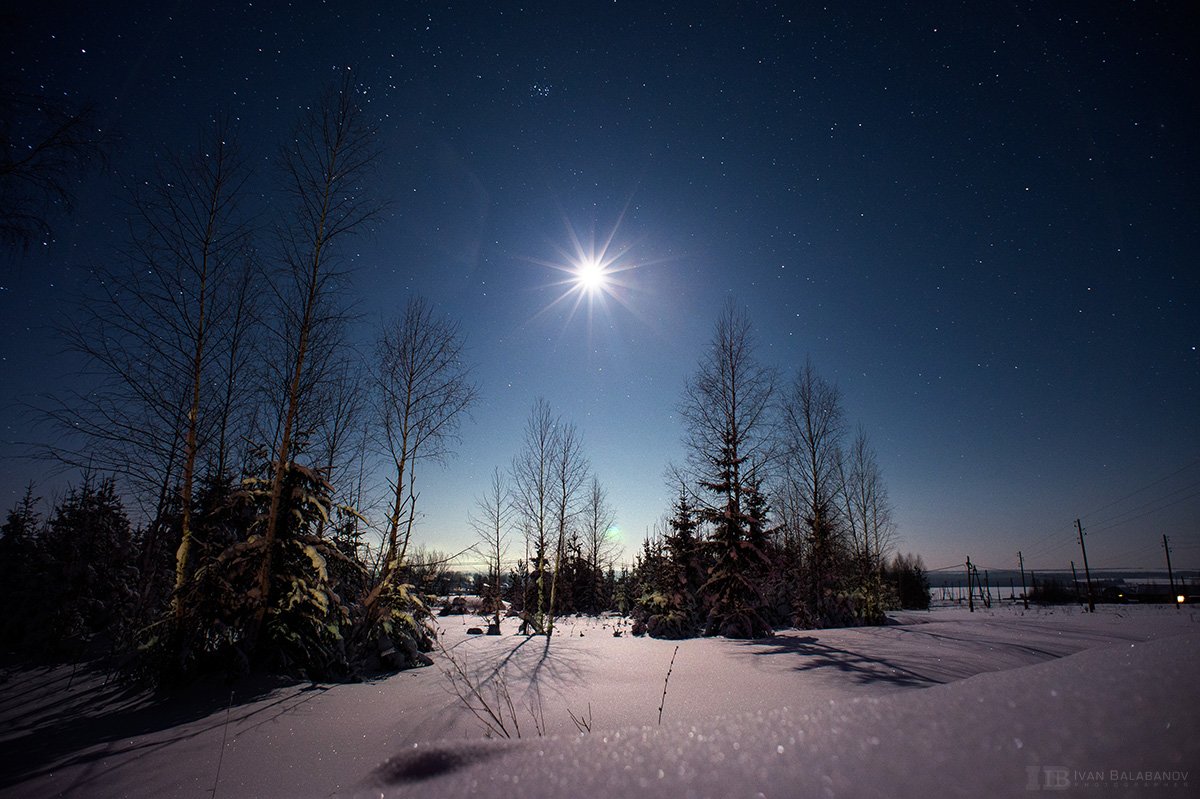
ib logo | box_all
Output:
[1026,766,1071,790]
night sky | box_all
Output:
[2,2,1197,574]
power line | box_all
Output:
[1012,459,1200,570]
[1100,541,1161,566]
[1085,486,1200,535]
[924,562,969,573]
[1079,457,1200,522]
[1014,519,1083,560]
[1020,529,1078,563]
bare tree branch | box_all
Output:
[0,84,108,253]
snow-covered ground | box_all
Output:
[2,605,1196,798]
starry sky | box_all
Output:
[2,1,1197,575]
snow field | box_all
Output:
[1,604,1195,798]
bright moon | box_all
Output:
[529,216,648,328]
[575,258,608,292]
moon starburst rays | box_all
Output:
[529,217,643,335]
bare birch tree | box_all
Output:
[580,475,617,613]
[780,358,847,621]
[256,70,382,642]
[837,427,896,612]
[546,419,588,633]
[510,398,556,633]
[470,466,512,631]
[362,294,477,624]
[163,128,253,611]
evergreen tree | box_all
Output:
[0,485,43,655]
[613,566,631,616]
[147,459,431,682]
[678,300,776,639]
[601,564,617,613]
[38,477,139,657]
[256,71,382,651]
[651,485,704,638]
[698,457,773,639]
[887,553,931,610]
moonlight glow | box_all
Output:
[528,215,650,332]
[575,258,608,293]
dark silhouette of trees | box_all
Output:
[12,476,137,658]
[0,485,43,654]
[887,553,930,610]
[679,299,776,638]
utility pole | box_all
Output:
[1070,561,1082,607]
[1163,534,1178,610]
[1018,551,1028,609]
[966,556,974,613]
[1076,519,1095,612]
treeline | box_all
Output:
[606,301,929,639]
[453,543,927,637]
[1,72,477,681]
[462,302,929,640]
[464,399,622,636]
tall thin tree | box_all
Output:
[470,467,512,631]
[166,127,253,613]
[511,398,557,632]
[780,358,847,622]
[546,419,588,633]
[580,475,618,613]
[362,295,477,626]
[256,71,382,644]
[837,426,895,607]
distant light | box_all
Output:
[1178,595,1186,604]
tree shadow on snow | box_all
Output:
[452,631,595,694]
[431,630,601,741]
[737,633,943,688]
[0,662,325,793]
